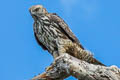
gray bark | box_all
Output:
[32,54,120,80]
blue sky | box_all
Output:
[0,0,120,80]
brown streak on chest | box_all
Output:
[34,33,47,50]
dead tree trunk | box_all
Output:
[32,54,120,80]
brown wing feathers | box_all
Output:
[50,13,84,49]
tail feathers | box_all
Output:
[92,58,105,66]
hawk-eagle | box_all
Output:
[29,5,104,66]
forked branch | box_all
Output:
[32,54,120,80]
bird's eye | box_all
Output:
[34,8,40,12]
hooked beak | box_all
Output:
[29,8,35,15]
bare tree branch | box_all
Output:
[32,54,120,80]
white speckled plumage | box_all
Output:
[29,5,105,66]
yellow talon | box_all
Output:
[46,66,53,71]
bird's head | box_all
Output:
[29,5,48,19]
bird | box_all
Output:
[29,5,105,66]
